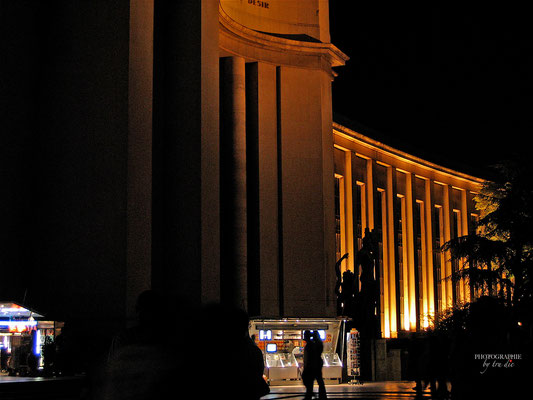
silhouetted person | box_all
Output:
[42,336,56,377]
[0,346,7,371]
[101,290,176,400]
[7,344,20,375]
[26,351,39,376]
[229,306,269,400]
[193,303,269,399]
[408,333,430,394]
[428,332,449,398]
[285,339,295,356]
[54,324,76,376]
[302,330,327,400]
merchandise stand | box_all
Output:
[0,302,59,376]
[249,318,346,385]
[346,328,363,385]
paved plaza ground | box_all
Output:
[265,382,432,399]
[0,375,434,399]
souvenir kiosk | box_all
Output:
[0,302,60,375]
[249,318,346,385]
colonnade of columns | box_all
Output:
[334,130,482,337]
[219,56,336,317]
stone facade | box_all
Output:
[1,1,483,345]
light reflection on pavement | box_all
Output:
[263,381,433,399]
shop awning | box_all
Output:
[0,302,44,319]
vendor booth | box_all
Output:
[249,318,347,385]
[0,302,61,376]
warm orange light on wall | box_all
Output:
[333,124,483,338]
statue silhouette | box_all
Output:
[356,228,379,338]
[334,253,349,315]
[340,270,356,317]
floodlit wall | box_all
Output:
[219,0,347,317]
[220,0,330,42]
[333,123,484,337]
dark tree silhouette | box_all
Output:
[443,155,533,315]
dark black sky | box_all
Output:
[329,3,533,176]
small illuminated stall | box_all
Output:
[0,302,59,374]
[249,318,346,384]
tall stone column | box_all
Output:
[220,56,248,309]
[246,62,279,317]
[366,159,376,230]
[442,184,454,308]
[344,151,355,274]
[152,0,220,306]
[127,0,153,325]
[405,172,417,331]
[386,166,398,337]
[424,180,436,321]
[460,188,470,302]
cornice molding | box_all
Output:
[333,122,485,187]
[219,2,348,73]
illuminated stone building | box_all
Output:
[217,0,348,318]
[333,122,483,338]
[2,0,484,367]
[216,0,484,337]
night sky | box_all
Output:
[329,3,533,177]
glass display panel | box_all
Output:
[265,352,298,368]
[322,352,342,367]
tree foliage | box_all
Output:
[443,155,533,313]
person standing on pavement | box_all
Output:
[100,290,177,400]
[230,306,269,400]
[302,330,327,400]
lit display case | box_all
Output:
[249,318,347,384]
[0,302,59,374]
[322,352,343,379]
[265,351,299,380]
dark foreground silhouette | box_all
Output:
[96,291,267,400]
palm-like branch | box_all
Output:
[442,234,514,299]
